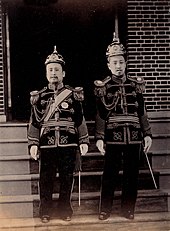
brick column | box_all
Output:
[127,0,170,111]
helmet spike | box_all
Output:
[54,45,57,53]
[113,32,120,43]
[45,46,65,66]
[113,32,116,40]
[106,32,125,58]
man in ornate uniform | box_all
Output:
[28,47,89,223]
[94,34,152,220]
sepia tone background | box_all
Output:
[0,0,170,230]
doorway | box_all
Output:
[4,0,126,121]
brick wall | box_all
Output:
[127,0,170,111]
[0,0,5,121]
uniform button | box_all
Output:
[132,91,136,97]
[69,108,74,114]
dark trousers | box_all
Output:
[100,144,141,214]
[39,147,76,217]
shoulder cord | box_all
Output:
[33,99,52,123]
[101,91,120,111]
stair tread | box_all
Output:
[0,169,159,178]
[0,212,170,229]
[150,150,170,155]
[0,139,27,143]
[0,155,29,161]
[0,168,161,181]
[0,195,34,203]
[0,174,37,181]
[71,189,169,199]
[148,111,170,119]
[0,123,27,127]
[85,150,170,156]
[1,150,170,158]
[0,189,168,203]
[155,168,170,174]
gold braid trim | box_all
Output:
[101,91,120,111]
[33,99,52,123]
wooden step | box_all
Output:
[150,119,170,135]
[0,116,169,220]
[0,189,169,218]
[0,139,28,156]
[1,212,170,231]
[30,169,160,197]
[0,123,27,139]
[33,189,170,217]
[73,170,159,192]
[148,111,170,134]
[29,150,154,174]
[0,155,30,175]
[150,135,170,153]
[0,174,36,196]
[0,195,34,218]
[156,169,170,189]
[150,150,170,169]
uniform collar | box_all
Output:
[48,83,64,91]
[111,74,126,84]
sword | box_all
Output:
[75,150,82,206]
[78,171,81,206]
[144,151,157,189]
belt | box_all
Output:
[41,120,75,128]
[108,115,139,124]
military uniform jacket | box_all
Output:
[94,75,152,145]
[28,84,89,149]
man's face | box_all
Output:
[46,63,65,84]
[107,55,126,77]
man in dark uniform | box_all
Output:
[28,46,89,223]
[94,34,152,220]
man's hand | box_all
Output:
[30,145,38,160]
[79,143,88,156]
[144,136,152,153]
[96,139,105,155]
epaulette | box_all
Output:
[94,76,111,97]
[30,87,47,105]
[73,87,84,101]
[65,85,84,101]
[127,75,145,93]
[94,76,111,88]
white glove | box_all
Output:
[144,136,152,153]
[96,139,105,155]
[80,143,88,156]
[30,145,38,160]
